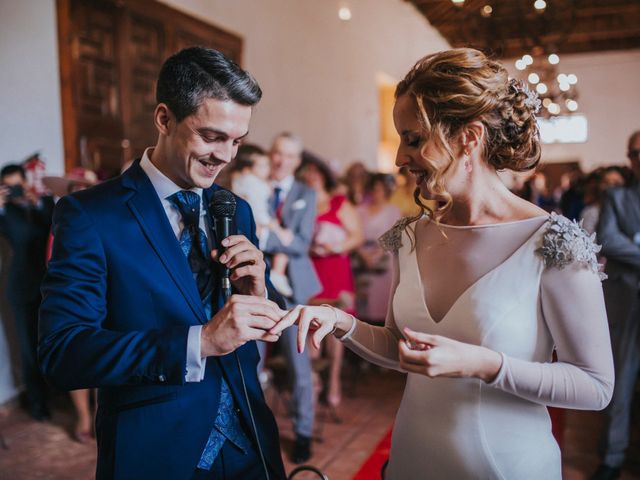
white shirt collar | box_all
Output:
[139,147,203,201]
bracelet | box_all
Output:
[320,304,339,335]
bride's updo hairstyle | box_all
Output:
[395,48,541,221]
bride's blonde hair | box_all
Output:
[395,48,541,225]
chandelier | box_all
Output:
[445,1,580,118]
[513,46,579,118]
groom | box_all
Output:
[39,47,286,479]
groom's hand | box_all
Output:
[211,235,266,297]
[200,295,285,357]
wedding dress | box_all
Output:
[340,214,614,479]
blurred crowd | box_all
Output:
[515,166,634,233]
[1,136,639,461]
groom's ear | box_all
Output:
[154,103,175,136]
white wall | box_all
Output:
[0,0,64,175]
[507,49,640,172]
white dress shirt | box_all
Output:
[139,149,206,382]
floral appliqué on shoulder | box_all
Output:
[536,212,607,281]
[378,216,416,252]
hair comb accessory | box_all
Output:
[509,78,541,115]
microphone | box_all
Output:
[210,189,236,300]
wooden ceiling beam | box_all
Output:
[405,0,640,57]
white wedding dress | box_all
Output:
[340,214,614,480]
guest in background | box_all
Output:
[231,144,294,297]
[342,161,370,206]
[260,132,321,463]
[354,173,401,324]
[593,130,640,480]
[42,167,98,443]
[0,164,54,421]
[298,156,363,409]
[580,167,626,235]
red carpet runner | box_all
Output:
[352,428,393,480]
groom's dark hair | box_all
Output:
[156,46,262,122]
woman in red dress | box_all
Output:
[298,157,363,409]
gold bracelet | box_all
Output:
[320,304,339,335]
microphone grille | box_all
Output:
[211,189,237,217]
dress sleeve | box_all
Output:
[339,252,404,371]
[339,217,414,371]
[489,214,614,410]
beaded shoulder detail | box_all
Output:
[536,212,607,281]
[378,216,416,253]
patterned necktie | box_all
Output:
[168,191,214,317]
[168,190,252,470]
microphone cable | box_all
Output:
[212,190,270,480]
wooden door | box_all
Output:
[57,0,243,177]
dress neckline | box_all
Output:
[413,218,549,324]
[427,214,550,230]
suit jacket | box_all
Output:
[38,161,286,479]
[597,185,640,328]
[263,180,321,305]
[0,196,54,300]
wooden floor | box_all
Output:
[0,365,638,480]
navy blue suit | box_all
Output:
[39,161,286,479]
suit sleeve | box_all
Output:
[597,189,640,269]
[262,189,316,257]
[38,195,190,390]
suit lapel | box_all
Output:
[122,162,207,324]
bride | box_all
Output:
[271,48,614,479]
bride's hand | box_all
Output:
[270,305,354,354]
[399,327,503,382]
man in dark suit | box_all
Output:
[259,133,321,463]
[593,130,640,480]
[0,164,54,420]
[39,47,286,479]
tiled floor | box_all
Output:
[0,365,638,480]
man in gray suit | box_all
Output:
[593,130,640,480]
[260,132,321,463]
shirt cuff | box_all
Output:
[185,325,206,382]
[259,228,270,250]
